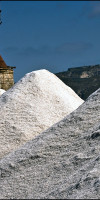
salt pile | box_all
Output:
[0,89,5,96]
[0,69,83,158]
[0,88,99,199]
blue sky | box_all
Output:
[0,1,100,82]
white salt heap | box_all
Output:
[0,69,84,158]
[0,89,6,96]
[0,88,99,199]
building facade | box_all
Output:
[0,55,16,90]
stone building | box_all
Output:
[0,55,16,90]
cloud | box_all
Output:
[88,2,100,18]
[20,42,93,57]
[19,45,53,57]
[81,2,100,19]
[3,45,52,57]
[78,2,100,19]
[78,4,90,18]
[55,42,93,55]
[3,46,19,53]
[3,41,93,58]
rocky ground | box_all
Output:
[0,87,99,199]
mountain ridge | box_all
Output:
[55,64,100,100]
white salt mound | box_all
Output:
[0,88,99,199]
[0,69,84,158]
[0,89,6,96]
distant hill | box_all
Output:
[55,64,100,100]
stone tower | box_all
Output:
[0,55,16,90]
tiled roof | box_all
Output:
[0,55,7,68]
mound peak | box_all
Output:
[0,69,83,158]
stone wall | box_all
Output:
[0,68,14,90]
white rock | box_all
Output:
[0,89,6,96]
